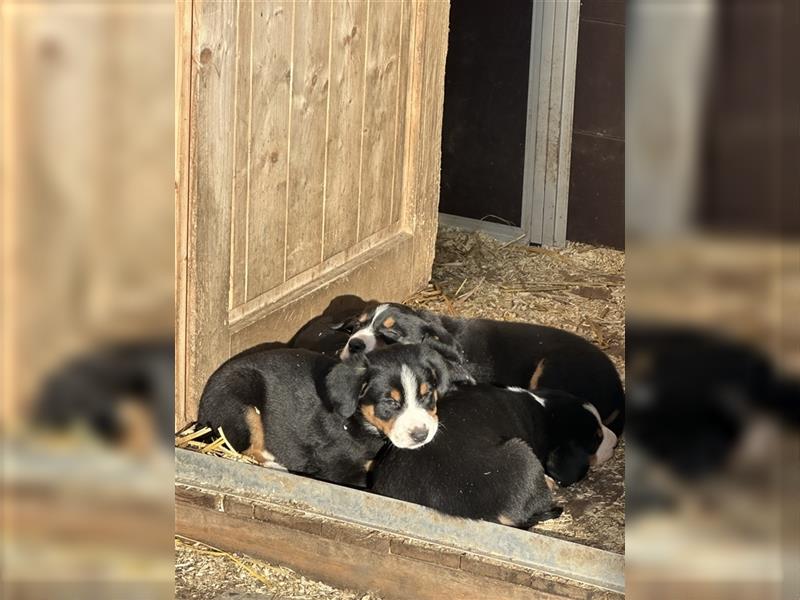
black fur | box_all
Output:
[343,302,626,434]
[196,342,466,487]
[33,339,174,447]
[370,385,607,527]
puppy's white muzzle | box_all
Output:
[592,425,618,465]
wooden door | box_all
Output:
[176,0,450,426]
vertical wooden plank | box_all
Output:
[229,0,252,309]
[390,0,412,226]
[526,0,581,248]
[175,0,193,427]
[322,0,368,260]
[553,0,581,246]
[245,1,293,300]
[358,0,403,241]
[541,0,567,246]
[408,1,450,291]
[186,0,238,421]
[520,1,544,245]
[285,0,332,280]
[530,0,555,245]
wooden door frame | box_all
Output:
[175,0,193,430]
[438,0,581,248]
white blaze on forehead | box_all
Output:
[583,402,618,464]
[507,386,546,407]
[340,304,391,359]
[400,364,418,407]
[389,364,438,449]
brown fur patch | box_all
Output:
[390,388,401,401]
[117,397,156,456]
[419,382,429,395]
[360,404,396,436]
[364,459,374,472]
[529,359,546,389]
[383,316,396,328]
[358,312,369,323]
[427,406,437,417]
[242,406,274,465]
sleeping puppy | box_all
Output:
[339,303,626,435]
[289,295,369,358]
[196,342,464,487]
[371,384,612,527]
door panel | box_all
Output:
[177,0,450,426]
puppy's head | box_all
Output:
[530,390,618,486]
[326,344,460,449]
[339,303,464,363]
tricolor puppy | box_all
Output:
[523,387,619,485]
[289,295,370,358]
[372,384,614,528]
[339,303,626,435]
[371,384,616,528]
[196,343,463,487]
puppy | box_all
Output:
[289,295,369,358]
[371,384,614,527]
[339,303,626,435]
[34,339,174,450]
[196,343,464,487]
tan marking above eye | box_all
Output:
[390,388,401,401]
[358,312,369,323]
[360,404,396,436]
[419,382,429,395]
[383,316,396,328]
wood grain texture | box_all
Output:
[185,0,238,418]
[322,0,368,260]
[229,0,253,310]
[245,1,293,301]
[178,2,450,425]
[175,0,193,427]
[284,0,332,280]
[408,1,449,293]
[177,502,582,600]
[391,0,412,226]
[358,0,404,242]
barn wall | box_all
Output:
[566,0,625,249]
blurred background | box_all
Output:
[626,0,798,599]
[1,0,798,598]
[2,1,174,598]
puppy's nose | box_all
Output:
[409,426,429,444]
[347,338,366,354]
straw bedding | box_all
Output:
[176,226,625,598]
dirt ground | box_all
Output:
[176,227,625,598]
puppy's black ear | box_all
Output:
[420,342,474,394]
[325,355,369,417]
[546,442,590,487]
[329,318,356,333]
[417,313,465,361]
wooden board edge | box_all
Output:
[176,488,624,600]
